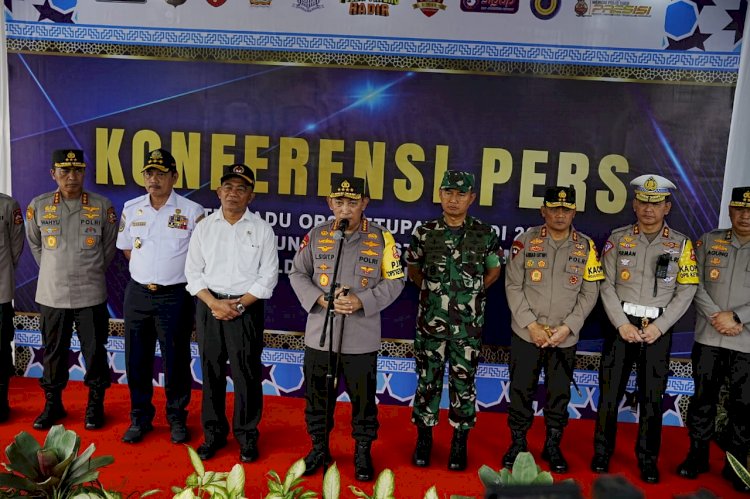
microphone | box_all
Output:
[333,218,349,240]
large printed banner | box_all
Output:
[7,52,732,349]
[4,0,746,70]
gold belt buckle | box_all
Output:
[147,283,158,292]
[641,317,649,329]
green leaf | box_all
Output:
[67,444,97,476]
[44,425,80,461]
[186,447,205,477]
[185,472,199,487]
[0,472,43,491]
[203,484,230,499]
[510,452,537,484]
[372,469,395,499]
[226,464,245,498]
[267,480,282,494]
[499,468,511,485]
[4,433,42,480]
[299,491,319,499]
[477,465,501,488]
[347,485,370,499]
[67,469,100,487]
[423,486,439,499]
[283,460,306,493]
[37,448,60,477]
[139,488,161,497]
[173,488,197,499]
[530,471,553,485]
[727,453,750,489]
[322,462,340,499]
[266,471,281,484]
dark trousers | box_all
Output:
[195,299,264,447]
[39,302,111,393]
[687,342,750,456]
[594,324,671,463]
[304,346,379,442]
[0,302,14,386]
[124,280,194,425]
[508,333,577,432]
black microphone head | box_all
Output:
[338,218,349,231]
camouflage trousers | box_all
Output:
[411,333,481,430]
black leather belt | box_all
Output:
[209,289,243,300]
[135,281,185,293]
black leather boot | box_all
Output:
[412,426,433,467]
[354,441,374,482]
[448,428,469,471]
[84,389,105,430]
[33,391,66,430]
[302,434,331,476]
[540,427,568,473]
[0,384,9,423]
[676,440,709,479]
[502,430,527,468]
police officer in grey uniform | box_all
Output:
[504,186,603,473]
[26,149,118,430]
[592,174,698,484]
[118,149,204,444]
[677,186,750,493]
[289,175,405,481]
[0,192,24,422]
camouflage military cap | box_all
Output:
[142,148,177,173]
[52,149,86,168]
[440,170,475,192]
[729,186,750,208]
[544,186,576,210]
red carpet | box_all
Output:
[0,377,740,498]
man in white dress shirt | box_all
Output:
[185,163,279,462]
[117,149,204,444]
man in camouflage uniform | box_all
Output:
[677,186,750,493]
[503,186,603,473]
[593,174,698,484]
[26,149,118,430]
[0,192,24,422]
[405,170,503,471]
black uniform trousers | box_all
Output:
[124,280,194,426]
[195,298,264,447]
[508,333,577,432]
[304,346,379,443]
[0,302,14,386]
[687,342,750,456]
[594,318,671,464]
[39,302,112,393]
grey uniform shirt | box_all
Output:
[693,229,750,353]
[289,219,405,354]
[600,223,698,333]
[0,194,25,304]
[26,191,117,308]
[505,225,603,348]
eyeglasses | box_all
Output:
[220,184,250,195]
[56,167,85,177]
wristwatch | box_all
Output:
[236,303,246,314]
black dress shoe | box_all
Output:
[122,423,153,444]
[196,439,227,460]
[590,453,610,473]
[240,442,259,463]
[639,462,660,484]
[170,422,190,444]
